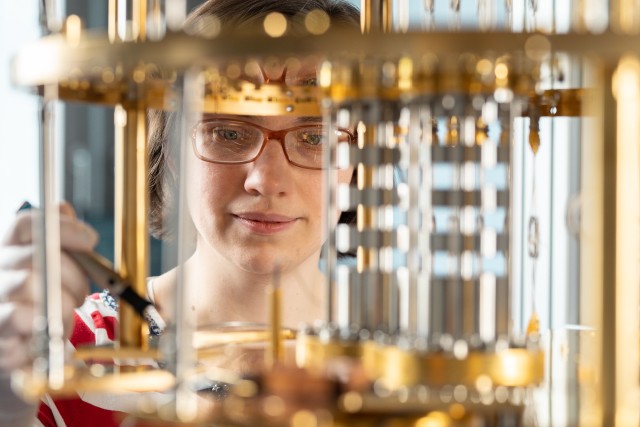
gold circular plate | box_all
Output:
[365,345,544,389]
[297,335,544,389]
[12,366,175,401]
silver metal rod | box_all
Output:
[39,88,65,389]
[323,108,339,325]
[166,0,187,32]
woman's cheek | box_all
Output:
[337,167,354,185]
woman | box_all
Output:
[0,0,359,425]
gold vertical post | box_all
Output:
[611,0,640,34]
[136,0,147,41]
[612,55,640,427]
[266,280,283,368]
[356,122,377,274]
[595,62,617,427]
[578,59,606,426]
[114,104,149,353]
[108,0,117,42]
[266,265,283,368]
[360,0,393,33]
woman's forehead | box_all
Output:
[238,59,320,85]
[200,114,323,126]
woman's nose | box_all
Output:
[243,138,292,196]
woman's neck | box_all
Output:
[151,246,327,329]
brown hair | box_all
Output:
[148,0,360,239]
[186,0,359,31]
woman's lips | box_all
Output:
[233,213,298,235]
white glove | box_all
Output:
[0,202,98,424]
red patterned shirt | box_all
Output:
[37,291,129,427]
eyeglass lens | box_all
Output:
[193,120,352,169]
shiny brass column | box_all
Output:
[356,123,377,275]
[611,56,640,427]
[114,104,149,352]
[611,0,640,34]
[577,60,607,426]
[587,59,640,427]
[361,0,393,33]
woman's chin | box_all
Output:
[227,250,285,275]
[240,260,289,277]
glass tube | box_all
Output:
[38,88,65,389]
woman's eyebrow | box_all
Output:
[198,114,324,125]
[226,116,323,124]
[202,114,323,121]
[294,116,323,124]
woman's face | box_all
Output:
[186,113,353,276]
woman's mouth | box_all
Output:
[233,213,298,235]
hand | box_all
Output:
[0,202,98,376]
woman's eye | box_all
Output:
[213,128,239,140]
[303,77,317,86]
[301,132,323,146]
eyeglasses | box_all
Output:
[192,119,355,170]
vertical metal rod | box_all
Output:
[577,59,605,426]
[462,278,476,339]
[417,105,432,338]
[138,0,147,41]
[461,114,478,340]
[356,121,377,275]
[32,101,50,390]
[449,0,461,31]
[361,0,393,33]
[114,104,149,353]
[116,0,130,41]
[357,125,375,248]
[430,115,444,343]
[174,72,199,422]
[174,72,194,420]
[478,0,496,30]
[600,63,617,427]
[526,0,538,31]
[166,0,187,32]
[424,0,436,31]
[611,0,640,34]
[38,88,65,390]
[404,104,422,334]
[478,273,496,342]
[322,100,338,324]
[357,119,382,330]
[147,0,166,40]
[397,0,409,32]
[39,0,59,35]
[475,110,487,342]
[612,56,640,427]
[501,99,518,339]
[109,0,118,42]
[348,268,362,331]
[115,0,146,41]
[381,116,398,333]
[446,112,462,340]
[266,269,283,368]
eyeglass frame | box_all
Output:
[191,118,356,170]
